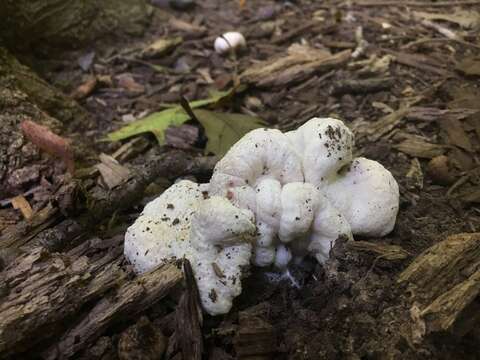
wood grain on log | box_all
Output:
[398,233,480,339]
[44,262,182,359]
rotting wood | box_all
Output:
[398,233,480,340]
[44,262,182,360]
[0,246,124,357]
[347,241,410,261]
[0,150,217,269]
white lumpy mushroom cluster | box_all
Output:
[124,117,399,315]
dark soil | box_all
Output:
[3,0,480,359]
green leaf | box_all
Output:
[193,109,266,156]
[107,107,190,143]
[107,89,235,143]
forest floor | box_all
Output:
[3,0,480,359]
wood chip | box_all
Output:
[10,195,33,220]
[241,45,351,88]
[95,154,132,190]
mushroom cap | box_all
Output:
[210,128,303,197]
[323,157,399,237]
[286,117,354,186]
[214,32,246,54]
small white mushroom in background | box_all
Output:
[124,117,400,315]
[214,31,246,55]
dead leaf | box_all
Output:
[439,118,473,152]
[394,136,445,158]
[78,51,96,71]
[142,37,182,58]
[448,85,480,110]
[193,109,266,156]
[95,154,132,189]
[21,120,74,174]
[456,56,480,76]
[117,74,145,94]
[11,195,33,220]
[168,18,206,35]
[107,88,238,143]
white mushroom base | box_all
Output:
[124,117,400,316]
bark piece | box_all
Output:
[331,77,394,96]
[347,241,410,261]
[166,260,204,360]
[398,233,480,339]
[241,45,351,88]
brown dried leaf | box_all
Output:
[142,37,182,58]
[117,74,145,94]
[11,195,33,220]
[456,56,480,77]
[95,154,132,189]
[20,120,74,174]
[394,136,445,158]
[439,117,473,152]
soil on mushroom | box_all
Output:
[2,0,480,359]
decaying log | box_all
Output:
[398,233,480,339]
[0,246,124,357]
[44,262,182,359]
[0,150,217,269]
